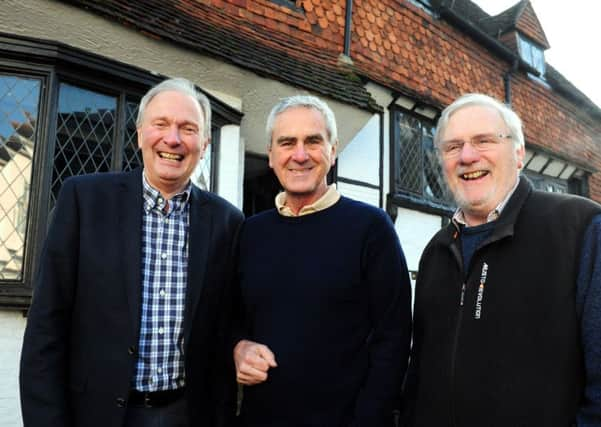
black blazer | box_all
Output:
[20,168,243,427]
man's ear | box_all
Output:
[137,128,143,149]
[330,140,338,166]
[516,144,525,170]
[268,142,274,169]
[200,138,210,159]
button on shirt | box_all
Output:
[133,175,190,391]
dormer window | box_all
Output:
[517,34,546,77]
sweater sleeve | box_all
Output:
[576,213,601,426]
[352,212,412,426]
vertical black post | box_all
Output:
[343,0,353,56]
[504,60,518,105]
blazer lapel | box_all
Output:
[119,169,143,340]
[184,186,211,347]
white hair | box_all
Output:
[136,77,211,140]
[265,95,338,146]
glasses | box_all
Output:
[439,133,512,158]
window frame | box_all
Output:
[517,33,546,77]
[389,106,454,217]
[269,0,304,13]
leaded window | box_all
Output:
[391,108,452,211]
[0,75,41,281]
[51,84,117,206]
[122,100,142,172]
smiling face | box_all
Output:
[137,90,207,198]
[268,106,337,212]
[441,105,524,226]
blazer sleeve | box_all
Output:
[211,209,245,427]
[19,179,80,427]
[352,212,413,426]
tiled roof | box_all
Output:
[60,0,380,112]
[62,0,598,117]
[478,1,525,36]
[546,65,601,119]
[441,0,549,47]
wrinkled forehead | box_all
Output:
[273,107,328,134]
[144,91,204,123]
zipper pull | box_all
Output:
[460,283,466,306]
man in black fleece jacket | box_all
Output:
[404,93,601,426]
[233,95,412,426]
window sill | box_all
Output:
[387,192,454,218]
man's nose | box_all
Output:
[163,125,181,145]
[291,142,309,162]
[458,140,480,163]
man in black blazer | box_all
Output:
[19,78,243,427]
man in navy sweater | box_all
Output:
[233,95,412,426]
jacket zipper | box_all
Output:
[449,282,466,427]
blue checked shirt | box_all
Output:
[133,175,190,391]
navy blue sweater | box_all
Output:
[237,197,412,427]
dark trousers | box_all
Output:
[124,395,189,427]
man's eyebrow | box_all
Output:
[305,133,325,141]
[276,136,296,144]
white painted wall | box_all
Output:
[394,207,442,274]
[337,114,380,187]
[337,182,380,207]
[217,125,244,209]
[0,312,25,427]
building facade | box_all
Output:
[1,0,600,423]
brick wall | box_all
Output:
[181,0,601,201]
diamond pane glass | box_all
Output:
[51,83,117,207]
[0,75,41,280]
[122,101,142,171]
[396,112,422,194]
[192,141,212,192]
[422,126,451,203]
[394,110,452,206]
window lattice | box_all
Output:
[0,75,40,280]
[50,83,117,207]
[394,110,452,206]
[122,101,142,171]
[192,141,212,192]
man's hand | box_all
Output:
[234,340,277,385]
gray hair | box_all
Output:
[434,93,524,150]
[265,95,338,146]
[136,77,212,140]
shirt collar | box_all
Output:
[142,171,191,214]
[452,175,520,227]
[275,184,341,217]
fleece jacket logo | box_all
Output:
[474,262,488,319]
